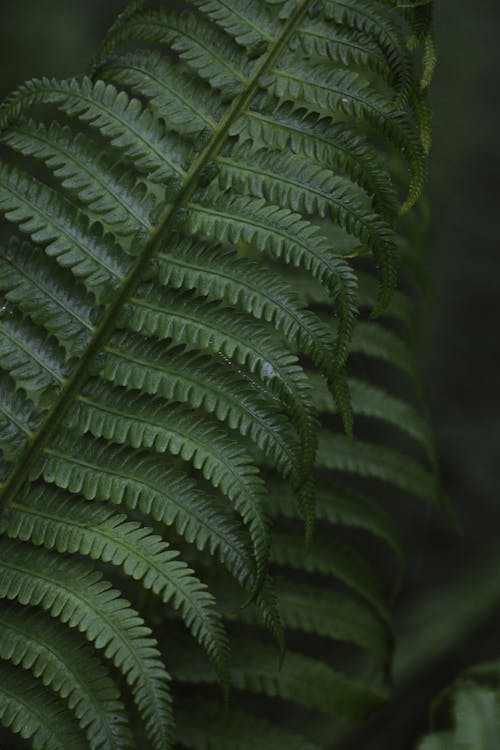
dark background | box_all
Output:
[1,2,499,746]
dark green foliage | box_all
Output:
[416,662,500,749]
[0,1,435,748]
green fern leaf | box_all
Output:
[0,77,186,179]
[221,576,391,658]
[321,0,414,98]
[0,239,94,358]
[231,108,399,220]
[38,435,255,588]
[101,50,219,136]
[309,372,435,462]
[0,662,88,750]
[123,286,320,508]
[267,479,403,558]
[168,635,387,720]
[0,162,130,300]
[0,312,68,407]
[0,0,435,745]
[65,384,270,585]
[270,527,391,621]
[1,484,230,684]
[0,604,133,750]
[101,334,299,475]
[0,540,173,750]
[92,8,248,96]
[317,432,440,506]
[155,239,340,382]
[186,190,358,362]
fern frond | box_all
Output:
[38,435,255,589]
[218,148,396,268]
[0,540,173,750]
[270,528,391,621]
[295,17,391,78]
[309,372,435,461]
[2,120,153,238]
[0,77,187,179]
[317,433,440,506]
[1,484,230,683]
[101,50,220,136]
[0,375,40,466]
[102,333,299,475]
[272,579,390,657]
[269,60,425,211]
[288,267,414,327]
[232,109,399,220]
[0,162,130,300]
[188,0,282,49]
[186,190,358,361]
[0,312,67,407]
[155,239,340,382]
[66,384,270,586]
[93,8,248,96]
[0,604,133,750]
[0,662,88,750]
[421,33,437,90]
[0,239,94,358]
[0,0,434,745]
[321,0,414,97]
[169,635,386,720]
[125,286,319,497]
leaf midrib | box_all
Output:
[0,0,312,503]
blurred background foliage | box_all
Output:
[0,1,499,747]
